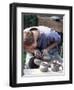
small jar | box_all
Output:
[40,62,49,72]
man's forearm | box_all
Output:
[47,42,58,51]
[26,48,35,54]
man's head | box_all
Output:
[23,31,36,52]
[23,31,34,46]
[23,28,40,53]
[24,31,34,45]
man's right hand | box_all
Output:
[34,50,42,58]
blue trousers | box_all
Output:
[48,49,63,63]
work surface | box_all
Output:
[23,68,64,77]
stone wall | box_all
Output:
[37,16,63,32]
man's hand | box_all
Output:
[34,50,42,58]
[42,49,49,56]
[42,42,58,55]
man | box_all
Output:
[23,26,62,68]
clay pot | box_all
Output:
[40,62,49,72]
